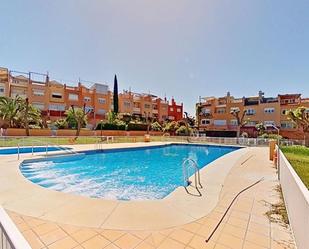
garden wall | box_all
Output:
[6,128,163,137]
[278,149,309,249]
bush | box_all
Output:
[54,119,68,129]
[259,133,283,140]
[151,121,162,131]
[96,121,126,130]
[163,121,179,133]
[127,122,148,131]
[176,125,192,136]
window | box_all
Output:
[32,102,45,110]
[264,121,276,127]
[68,94,78,101]
[177,108,181,113]
[98,98,106,104]
[85,106,94,112]
[124,101,131,108]
[170,107,174,111]
[245,121,258,127]
[230,119,238,126]
[49,104,65,111]
[201,119,211,125]
[33,89,44,96]
[281,121,296,129]
[213,120,227,126]
[216,108,226,114]
[52,93,62,99]
[281,109,288,115]
[0,86,5,96]
[97,109,106,115]
[201,108,211,114]
[144,103,151,109]
[84,97,91,102]
[264,108,275,114]
[245,109,256,115]
[230,107,240,112]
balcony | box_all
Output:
[133,107,141,113]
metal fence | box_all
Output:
[0,207,31,249]
[0,135,306,148]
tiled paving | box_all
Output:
[8,147,296,249]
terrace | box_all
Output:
[0,136,300,249]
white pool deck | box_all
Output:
[0,142,247,230]
[0,142,297,249]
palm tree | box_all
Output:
[0,96,42,135]
[16,99,42,135]
[65,104,91,139]
[288,107,309,146]
[0,96,23,127]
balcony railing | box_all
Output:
[133,107,141,113]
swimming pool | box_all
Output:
[20,144,239,200]
[0,146,71,155]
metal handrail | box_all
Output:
[182,158,203,196]
[16,139,77,160]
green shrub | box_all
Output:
[151,121,162,131]
[259,133,283,140]
[163,121,179,133]
[54,119,68,129]
[96,122,126,130]
[176,125,192,135]
[127,122,148,131]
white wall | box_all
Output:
[279,149,309,249]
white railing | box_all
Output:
[0,207,32,249]
[0,135,306,149]
[278,148,309,249]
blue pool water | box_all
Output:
[20,144,239,200]
[0,146,71,155]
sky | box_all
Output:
[1,0,309,115]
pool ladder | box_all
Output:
[182,158,203,196]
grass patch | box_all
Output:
[281,146,309,189]
[265,185,289,226]
[0,135,173,147]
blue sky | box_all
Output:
[1,0,309,115]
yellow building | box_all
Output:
[197,91,309,139]
[0,66,181,128]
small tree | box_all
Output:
[163,121,179,135]
[288,107,309,146]
[113,75,119,114]
[255,122,266,136]
[230,109,247,138]
[65,104,91,139]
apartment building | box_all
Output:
[0,68,9,97]
[197,91,309,139]
[168,98,183,121]
[118,91,174,121]
[0,67,183,127]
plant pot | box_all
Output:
[144,134,151,142]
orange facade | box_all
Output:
[0,67,183,128]
[197,91,309,139]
